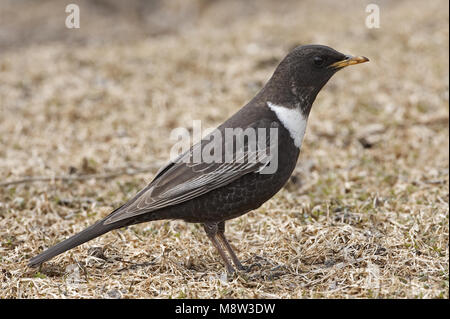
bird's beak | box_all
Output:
[329,55,369,69]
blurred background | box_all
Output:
[0,0,448,298]
[0,0,385,49]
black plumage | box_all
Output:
[29,45,368,273]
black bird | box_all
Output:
[28,45,368,273]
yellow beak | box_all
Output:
[329,55,369,69]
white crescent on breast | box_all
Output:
[267,101,308,148]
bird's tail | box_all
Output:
[28,219,118,268]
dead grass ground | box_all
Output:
[0,0,448,298]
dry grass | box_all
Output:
[0,0,448,298]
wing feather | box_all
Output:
[104,119,278,224]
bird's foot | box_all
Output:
[227,262,262,274]
[246,262,263,272]
[225,264,236,276]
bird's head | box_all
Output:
[282,44,369,86]
[266,44,369,115]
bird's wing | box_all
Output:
[103,120,279,224]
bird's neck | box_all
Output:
[257,78,319,117]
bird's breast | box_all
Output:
[267,102,308,149]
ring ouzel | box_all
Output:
[29,45,369,273]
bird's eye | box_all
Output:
[313,56,325,66]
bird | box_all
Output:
[28,45,368,274]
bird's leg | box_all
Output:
[203,223,235,274]
[216,221,246,271]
